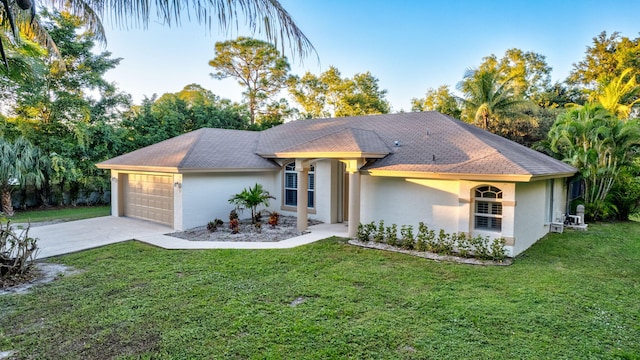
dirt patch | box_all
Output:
[1,263,80,296]
[168,216,322,242]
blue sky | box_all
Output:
[101,0,640,112]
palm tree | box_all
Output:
[0,0,315,70]
[596,68,640,119]
[0,137,44,216]
[547,103,640,219]
[457,69,531,131]
[228,183,275,224]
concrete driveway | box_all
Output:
[23,217,172,259]
[18,217,348,260]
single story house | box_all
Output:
[97,111,576,256]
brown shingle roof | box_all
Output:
[97,128,279,171]
[257,112,576,179]
[273,128,391,156]
[98,112,576,180]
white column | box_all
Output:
[110,170,120,217]
[345,159,363,238]
[295,159,309,232]
[173,173,183,230]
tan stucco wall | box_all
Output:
[513,179,567,255]
[360,176,566,257]
[360,176,461,234]
[180,172,277,230]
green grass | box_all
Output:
[7,206,110,223]
[1,222,639,359]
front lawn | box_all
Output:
[7,206,110,223]
[1,222,639,359]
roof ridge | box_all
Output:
[355,128,393,153]
[177,129,206,168]
[278,126,354,152]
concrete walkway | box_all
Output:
[19,217,348,259]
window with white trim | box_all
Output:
[474,185,502,231]
[284,162,315,208]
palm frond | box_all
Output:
[47,0,106,42]
[98,0,315,59]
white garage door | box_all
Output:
[124,174,174,226]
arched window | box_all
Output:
[474,185,502,231]
[284,162,315,208]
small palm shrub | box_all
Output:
[228,183,275,224]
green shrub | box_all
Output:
[425,227,438,252]
[357,221,376,242]
[470,235,490,259]
[373,220,385,243]
[361,219,509,262]
[437,229,453,255]
[357,223,365,241]
[489,238,507,261]
[455,232,472,258]
[385,224,398,246]
[415,222,429,251]
[400,225,415,250]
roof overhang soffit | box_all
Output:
[362,169,578,182]
[268,151,389,159]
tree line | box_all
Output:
[1,7,640,221]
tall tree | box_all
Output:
[9,11,130,206]
[339,71,390,116]
[595,68,640,119]
[287,71,328,118]
[567,31,640,88]
[0,33,45,112]
[288,66,390,118]
[14,10,124,125]
[532,82,587,109]
[546,103,640,219]
[411,85,461,118]
[0,137,43,215]
[475,48,552,99]
[121,85,250,150]
[1,0,315,69]
[457,68,531,131]
[209,37,290,125]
